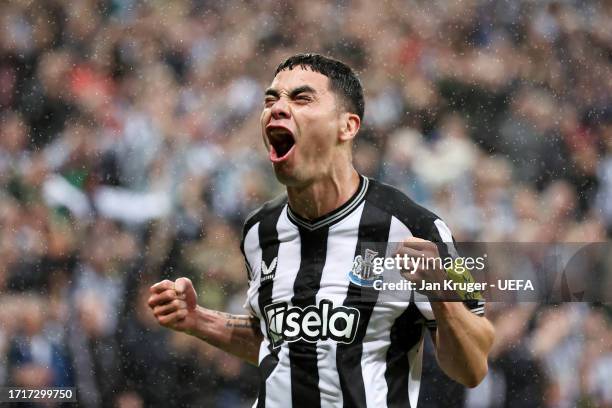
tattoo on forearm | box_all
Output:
[211,310,233,318]
[225,317,260,329]
[210,309,259,329]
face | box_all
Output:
[261,67,344,186]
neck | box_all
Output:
[286,166,361,220]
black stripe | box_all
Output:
[256,203,285,408]
[337,199,392,408]
[385,302,424,408]
[289,226,329,408]
[259,353,280,381]
[363,179,440,240]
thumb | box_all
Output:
[174,277,197,310]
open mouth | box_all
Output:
[267,127,296,162]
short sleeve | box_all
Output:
[240,221,261,314]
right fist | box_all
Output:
[148,277,198,332]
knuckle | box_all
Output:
[155,304,169,314]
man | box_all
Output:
[148,53,494,408]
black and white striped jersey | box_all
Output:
[240,175,485,408]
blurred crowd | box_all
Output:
[0,0,611,407]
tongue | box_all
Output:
[270,145,280,161]
[270,143,294,162]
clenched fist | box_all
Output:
[396,237,448,298]
[148,277,199,333]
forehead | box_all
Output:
[269,67,331,94]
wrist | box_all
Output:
[186,306,213,339]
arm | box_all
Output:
[430,302,495,388]
[398,237,495,387]
[148,278,263,365]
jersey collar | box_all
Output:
[287,175,369,231]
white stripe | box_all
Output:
[361,216,414,407]
[315,202,365,407]
[361,335,391,407]
[434,219,459,257]
[262,346,291,408]
[271,206,302,305]
[407,331,425,408]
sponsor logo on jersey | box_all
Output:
[348,248,383,287]
[264,300,360,348]
[261,257,277,283]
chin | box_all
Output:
[273,170,298,186]
[272,165,304,187]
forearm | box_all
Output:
[185,306,263,365]
[431,302,495,387]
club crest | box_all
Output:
[348,248,383,287]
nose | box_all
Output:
[271,97,291,120]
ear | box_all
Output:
[339,112,361,143]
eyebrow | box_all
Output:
[264,85,317,99]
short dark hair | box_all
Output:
[275,53,365,120]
